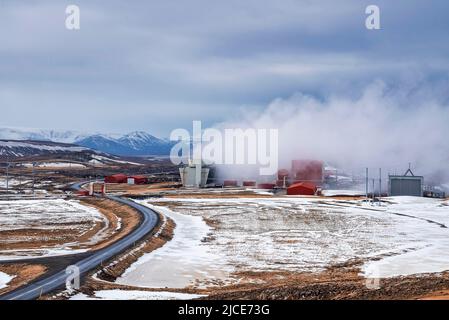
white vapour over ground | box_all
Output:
[214,81,449,187]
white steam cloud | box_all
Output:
[216,81,449,187]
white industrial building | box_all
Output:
[179,160,209,187]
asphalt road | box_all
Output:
[0,182,159,300]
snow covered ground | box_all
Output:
[118,196,449,289]
[0,199,108,260]
[0,271,14,289]
[0,178,32,188]
[70,290,204,300]
[22,162,86,168]
[361,196,449,278]
[117,202,230,288]
[321,189,366,196]
[90,155,142,166]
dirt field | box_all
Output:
[205,265,449,300]
[90,193,449,300]
[0,199,108,255]
[6,180,449,300]
[79,198,142,251]
[0,195,145,296]
[42,213,176,300]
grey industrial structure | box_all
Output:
[179,160,210,187]
[388,168,423,197]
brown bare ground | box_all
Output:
[0,227,91,251]
[46,259,449,300]
[0,197,141,252]
[41,213,176,299]
[418,290,449,300]
[79,197,142,251]
[0,264,47,295]
[203,264,449,300]
[92,182,180,195]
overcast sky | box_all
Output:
[1,0,448,137]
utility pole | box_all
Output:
[32,162,36,197]
[365,168,369,202]
[379,168,382,200]
[372,179,375,204]
[5,157,9,192]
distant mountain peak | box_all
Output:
[0,127,173,156]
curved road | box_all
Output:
[0,182,159,300]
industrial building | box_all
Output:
[179,161,210,187]
[104,174,148,185]
[287,182,317,195]
[291,160,324,184]
[388,168,423,197]
[223,180,238,187]
[104,174,128,184]
[127,175,148,185]
[243,181,256,187]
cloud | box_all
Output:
[0,1,448,135]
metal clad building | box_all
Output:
[388,168,423,197]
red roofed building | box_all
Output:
[223,180,238,187]
[243,181,256,187]
[128,175,148,185]
[104,174,128,184]
[287,182,317,196]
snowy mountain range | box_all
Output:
[0,128,174,156]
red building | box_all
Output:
[128,175,148,185]
[104,174,128,184]
[223,180,238,187]
[243,181,256,187]
[257,183,276,189]
[291,160,323,184]
[76,190,90,196]
[287,182,317,195]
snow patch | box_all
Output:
[117,201,230,289]
[70,290,205,300]
[0,271,14,289]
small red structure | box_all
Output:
[104,174,128,184]
[243,181,256,187]
[287,182,317,196]
[257,183,276,189]
[76,190,90,196]
[223,180,238,187]
[291,160,323,183]
[128,175,148,185]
